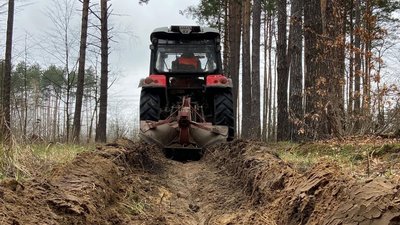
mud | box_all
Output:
[0,139,399,225]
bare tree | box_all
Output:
[42,0,79,142]
[95,0,109,143]
[2,0,15,144]
[73,0,90,142]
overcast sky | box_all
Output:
[11,0,199,119]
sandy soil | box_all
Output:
[0,139,399,225]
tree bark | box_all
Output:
[223,0,229,74]
[324,0,345,138]
[73,0,90,143]
[277,0,289,141]
[241,0,251,139]
[354,0,361,131]
[262,10,270,142]
[267,12,274,141]
[348,0,354,122]
[227,0,241,137]
[304,0,323,139]
[362,0,372,127]
[288,0,303,141]
[251,0,261,140]
[96,0,109,143]
[2,0,15,144]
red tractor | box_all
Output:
[139,26,234,150]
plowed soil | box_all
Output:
[1,139,399,225]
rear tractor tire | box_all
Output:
[140,89,160,121]
[214,91,235,140]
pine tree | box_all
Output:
[73,0,90,143]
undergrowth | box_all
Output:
[274,141,400,179]
[0,142,94,181]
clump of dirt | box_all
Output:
[207,139,400,225]
[0,139,163,225]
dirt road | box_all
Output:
[0,139,399,224]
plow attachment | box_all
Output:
[139,97,228,150]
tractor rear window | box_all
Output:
[155,41,218,73]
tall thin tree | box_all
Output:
[73,0,90,142]
[2,0,15,144]
[288,0,303,141]
[227,0,241,137]
[241,0,251,138]
[276,0,289,141]
[251,0,261,139]
[95,0,109,142]
[354,0,361,131]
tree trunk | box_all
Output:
[354,0,361,131]
[324,0,345,138]
[241,0,251,139]
[2,0,15,144]
[276,0,289,141]
[362,0,372,130]
[73,0,90,143]
[262,11,270,142]
[223,0,229,73]
[304,0,323,139]
[268,12,274,141]
[96,0,109,143]
[288,0,303,141]
[251,0,261,140]
[348,0,354,125]
[52,93,58,142]
[227,0,241,137]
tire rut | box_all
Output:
[148,159,257,225]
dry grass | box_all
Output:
[0,142,94,180]
[274,140,400,180]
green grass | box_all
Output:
[0,142,94,181]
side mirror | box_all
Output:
[150,44,154,50]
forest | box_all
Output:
[0,0,400,144]
[184,0,400,142]
[1,1,400,224]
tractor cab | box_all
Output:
[150,26,222,73]
[148,26,223,88]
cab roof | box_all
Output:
[150,26,220,41]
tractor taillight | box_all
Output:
[144,77,153,84]
[147,75,167,86]
[206,75,228,86]
[220,77,228,84]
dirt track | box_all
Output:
[1,139,399,225]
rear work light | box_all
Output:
[170,25,201,34]
[206,75,229,86]
[145,75,167,86]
